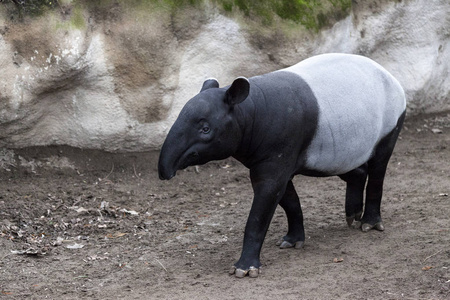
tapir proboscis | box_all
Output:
[158,53,406,278]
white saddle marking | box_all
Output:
[281,53,406,174]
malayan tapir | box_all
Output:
[158,53,406,278]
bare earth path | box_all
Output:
[1,113,449,299]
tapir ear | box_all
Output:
[200,78,219,92]
[225,77,250,106]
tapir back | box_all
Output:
[281,53,406,175]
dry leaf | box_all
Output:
[1,291,13,295]
[11,248,46,256]
[66,243,84,249]
[422,266,433,271]
[119,208,139,216]
[106,232,127,239]
[76,207,89,214]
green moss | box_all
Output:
[6,0,351,31]
[222,1,233,12]
[274,0,319,29]
[70,5,85,29]
[75,0,203,12]
[4,0,351,35]
[214,0,351,31]
[52,3,85,30]
[329,0,351,12]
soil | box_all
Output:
[1,113,449,300]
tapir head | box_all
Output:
[158,77,250,180]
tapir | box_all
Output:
[158,53,406,278]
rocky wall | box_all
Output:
[0,0,448,151]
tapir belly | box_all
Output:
[283,53,406,175]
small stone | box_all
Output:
[431,128,443,134]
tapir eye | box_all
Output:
[201,126,211,134]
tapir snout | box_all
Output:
[158,161,174,180]
[158,146,200,180]
[157,148,176,180]
[158,130,198,180]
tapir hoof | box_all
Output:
[361,222,385,232]
[229,266,260,278]
[346,211,363,227]
[346,216,354,227]
[276,239,304,249]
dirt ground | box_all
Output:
[0,113,449,300]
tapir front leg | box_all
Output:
[230,165,289,278]
[276,180,305,249]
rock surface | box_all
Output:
[0,0,449,151]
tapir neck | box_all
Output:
[230,73,320,170]
[232,86,269,168]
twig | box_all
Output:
[133,164,140,178]
[54,0,65,14]
[0,253,13,262]
[154,258,168,272]
[103,163,114,180]
[423,249,444,263]
[97,209,103,220]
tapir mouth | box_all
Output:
[158,150,199,180]
[158,163,175,180]
[179,151,199,170]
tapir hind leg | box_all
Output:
[360,112,405,232]
[339,164,368,227]
[276,180,305,249]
